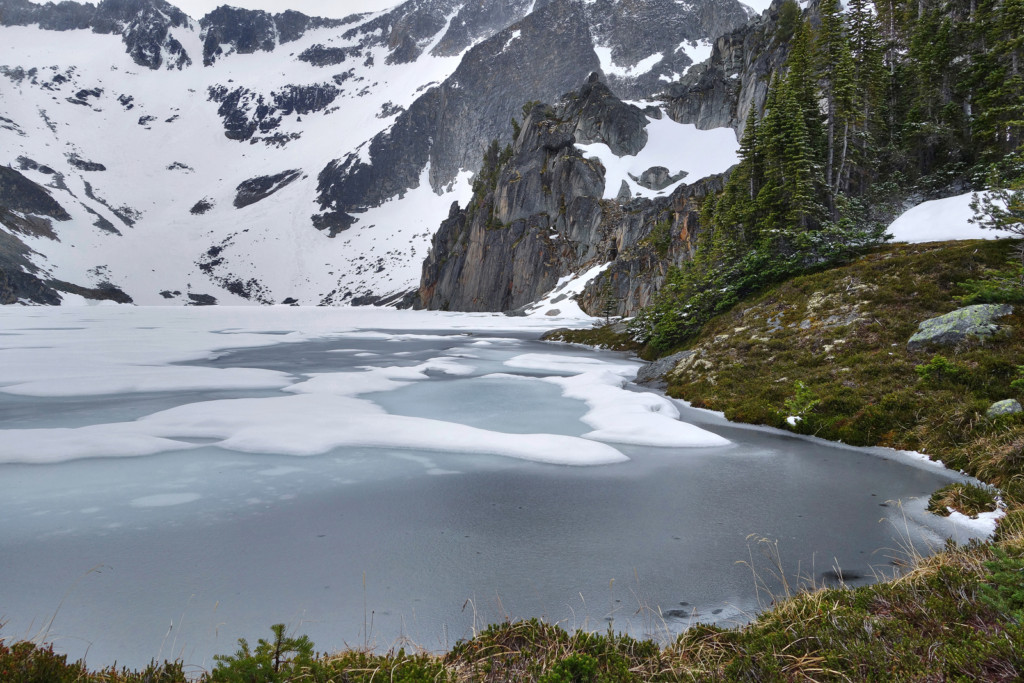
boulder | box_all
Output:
[986,399,1023,419]
[907,304,1013,350]
[635,350,696,386]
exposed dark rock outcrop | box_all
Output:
[0,166,72,222]
[67,155,106,172]
[234,170,303,209]
[198,6,350,66]
[0,230,61,305]
[661,0,794,134]
[190,198,213,215]
[49,278,134,303]
[418,78,727,316]
[187,293,218,305]
[207,83,340,143]
[631,166,688,190]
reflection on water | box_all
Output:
[0,327,986,670]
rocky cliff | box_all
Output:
[416,0,800,317]
[417,75,728,316]
[662,0,795,134]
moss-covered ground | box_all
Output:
[6,240,1024,681]
[659,239,1024,508]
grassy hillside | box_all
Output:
[660,239,1024,509]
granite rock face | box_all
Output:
[662,0,794,135]
[562,75,649,156]
[585,0,750,99]
[417,78,728,315]
[907,304,1014,350]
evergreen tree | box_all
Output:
[972,0,1024,160]
[846,0,887,195]
[816,0,857,213]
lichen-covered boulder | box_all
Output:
[907,304,1013,350]
[986,399,1023,419]
[635,350,695,386]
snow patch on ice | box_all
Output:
[503,354,731,449]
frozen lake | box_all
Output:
[0,306,990,672]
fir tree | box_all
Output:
[816,0,856,213]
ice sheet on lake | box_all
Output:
[286,357,475,396]
[0,389,628,467]
[0,308,637,466]
[503,354,731,448]
[0,365,295,397]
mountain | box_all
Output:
[0,0,751,306]
[416,0,795,317]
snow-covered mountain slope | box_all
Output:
[0,0,750,306]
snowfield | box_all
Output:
[577,105,740,201]
[886,191,1016,243]
[1,17,467,306]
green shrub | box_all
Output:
[539,653,600,683]
[915,354,966,385]
[784,380,820,419]
[927,483,998,518]
[980,547,1024,623]
[210,624,316,683]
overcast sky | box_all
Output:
[168,0,775,22]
